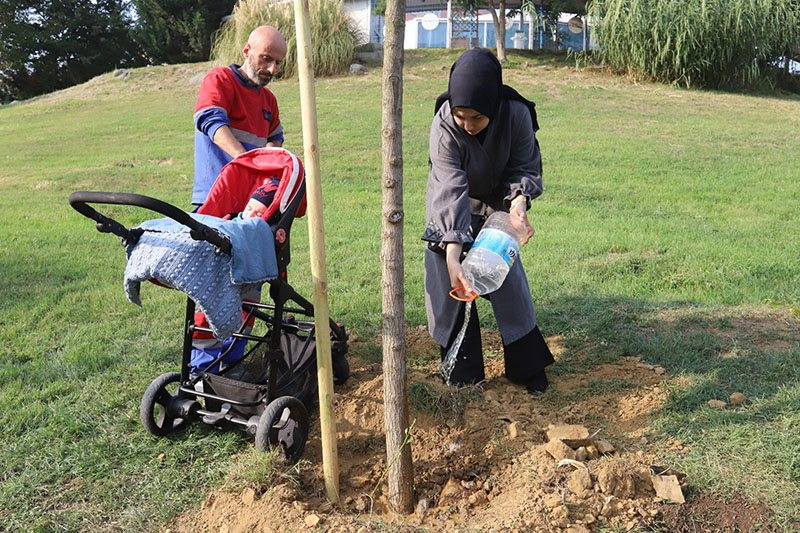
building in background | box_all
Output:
[343,0,592,51]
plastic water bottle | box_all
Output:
[461,212,524,296]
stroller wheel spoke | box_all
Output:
[255,396,309,463]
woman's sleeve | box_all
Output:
[502,102,543,209]
[423,117,473,245]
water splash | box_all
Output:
[437,300,473,385]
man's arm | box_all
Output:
[212,125,247,158]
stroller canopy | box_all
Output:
[198,147,306,223]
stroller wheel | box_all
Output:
[255,396,309,463]
[140,372,188,436]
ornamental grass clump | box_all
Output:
[587,0,800,89]
[211,0,362,78]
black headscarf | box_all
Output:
[434,48,539,132]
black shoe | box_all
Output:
[525,371,549,394]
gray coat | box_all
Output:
[423,99,543,346]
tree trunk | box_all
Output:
[381,0,414,515]
[487,0,507,62]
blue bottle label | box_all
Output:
[472,228,518,268]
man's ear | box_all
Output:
[242,42,251,59]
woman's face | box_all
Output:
[452,107,490,136]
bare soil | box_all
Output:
[162,322,782,533]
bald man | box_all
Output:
[192,25,288,206]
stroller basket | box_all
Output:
[203,325,318,418]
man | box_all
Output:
[189,25,287,373]
[193,25,287,206]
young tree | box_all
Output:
[131,0,236,64]
[381,0,414,515]
[0,0,141,102]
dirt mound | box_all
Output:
[162,328,762,532]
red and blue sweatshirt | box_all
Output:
[193,65,284,205]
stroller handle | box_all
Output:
[68,191,232,254]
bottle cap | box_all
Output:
[449,286,478,302]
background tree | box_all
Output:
[131,0,235,64]
[0,0,141,102]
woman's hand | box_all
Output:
[510,195,534,245]
[445,242,474,296]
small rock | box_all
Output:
[304,514,320,527]
[654,366,666,375]
[292,500,307,511]
[508,421,522,439]
[438,478,465,507]
[545,438,577,461]
[600,496,624,518]
[729,392,747,405]
[567,468,593,496]
[157,453,165,463]
[271,483,296,502]
[348,475,368,488]
[543,493,562,508]
[596,464,636,499]
[707,399,727,408]
[349,63,368,75]
[583,513,596,524]
[461,479,478,490]
[189,72,205,84]
[354,496,368,512]
[241,487,255,505]
[651,473,685,503]
[415,496,431,515]
[593,439,616,455]
[546,424,592,448]
[468,491,489,506]
[566,526,591,533]
[482,479,493,492]
[586,445,600,459]
[575,447,588,462]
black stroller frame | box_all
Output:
[69,184,349,463]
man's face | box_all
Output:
[242,38,286,87]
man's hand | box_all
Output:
[510,195,534,245]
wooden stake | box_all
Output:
[381,0,414,514]
[292,0,339,504]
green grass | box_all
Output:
[0,49,799,530]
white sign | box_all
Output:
[421,12,439,31]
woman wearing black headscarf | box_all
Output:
[422,48,554,393]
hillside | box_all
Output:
[0,50,798,532]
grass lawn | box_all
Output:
[0,50,798,531]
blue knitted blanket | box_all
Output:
[123,214,278,339]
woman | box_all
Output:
[422,48,554,393]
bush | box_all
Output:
[211,0,362,78]
[587,0,800,89]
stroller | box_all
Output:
[69,148,349,463]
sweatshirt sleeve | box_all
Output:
[423,111,473,245]
[501,101,543,209]
[194,69,233,140]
